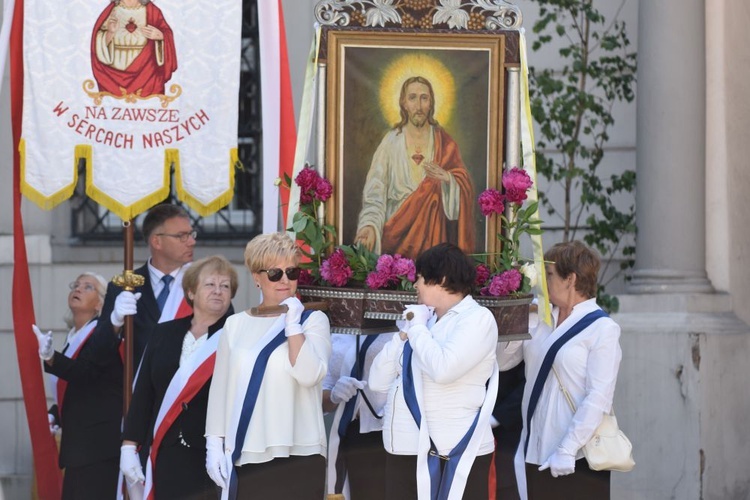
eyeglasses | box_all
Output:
[156,230,197,242]
[69,281,96,292]
[259,267,301,282]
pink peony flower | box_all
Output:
[475,264,491,286]
[365,270,390,289]
[366,254,416,289]
[315,177,333,202]
[295,166,318,194]
[486,269,523,296]
[392,255,416,282]
[320,248,353,287]
[375,254,395,274]
[503,167,533,205]
[478,189,505,217]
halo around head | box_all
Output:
[379,53,455,126]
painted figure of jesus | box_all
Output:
[354,76,475,259]
[91,0,177,97]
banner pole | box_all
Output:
[113,220,143,416]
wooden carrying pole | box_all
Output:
[111,221,144,415]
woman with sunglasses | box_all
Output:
[33,272,123,499]
[205,233,331,499]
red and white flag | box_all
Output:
[259,0,297,232]
[19,0,242,219]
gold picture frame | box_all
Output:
[325,30,506,260]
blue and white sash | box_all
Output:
[221,310,313,500]
[523,309,607,456]
[402,341,498,500]
[326,333,380,496]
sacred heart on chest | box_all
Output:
[411,153,424,165]
[125,18,137,33]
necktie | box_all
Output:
[156,275,174,312]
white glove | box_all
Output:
[119,444,145,485]
[48,414,60,435]
[205,435,229,489]
[33,325,54,361]
[538,447,576,477]
[111,291,142,328]
[281,297,304,337]
[403,304,433,330]
[330,376,366,405]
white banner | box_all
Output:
[20,0,242,219]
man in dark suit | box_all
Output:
[92,203,196,368]
[492,361,526,500]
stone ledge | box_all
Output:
[616,292,733,314]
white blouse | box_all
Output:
[498,298,622,465]
[369,295,497,456]
[205,310,331,464]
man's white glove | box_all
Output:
[330,376,365,405]
[48,414,60,435]
[281,297,304,337]
[205,435,229,489]
[538,447,576,477]
[119,444,145,485]
[403,304,433,330]
[32,325,54,361]
[111,291,142,328]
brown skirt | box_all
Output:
[525,459,610,500]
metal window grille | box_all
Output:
[70,0,263,243]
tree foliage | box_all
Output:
[529,0,637,312]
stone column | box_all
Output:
[629,0,713,293]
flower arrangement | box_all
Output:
[284,165,415,291]
[286,164,335,282]
[476,167,542,296]
[365,254,416,292]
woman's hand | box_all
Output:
[205,436,228,489]
[330,376,365,405]
[403,304,433,330]
[281,297,304,337]
[119,443,145,484]
[32,325,54,361]
[538,447,576,477]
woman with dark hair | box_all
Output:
[33,272,122,499]
[369,242,498,500]
[119,255,237,499]
[500,240,622,499]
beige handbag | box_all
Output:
[552,366,635,472]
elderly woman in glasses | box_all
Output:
[33,272,123,499]
[205,233,331,499]
[118,255,237,499]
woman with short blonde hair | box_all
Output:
[206,233,331,499]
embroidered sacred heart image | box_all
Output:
[411,153,424,165]
[125,18,137,33]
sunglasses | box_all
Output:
[259,267,301,282]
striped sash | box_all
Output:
[143,328,223,500]
[222,310,313,500]
[326,333,380,496]
[523,309,607,456]
[402,340,498,500]
[49,319,98,417]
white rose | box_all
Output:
[520,262,538,289]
